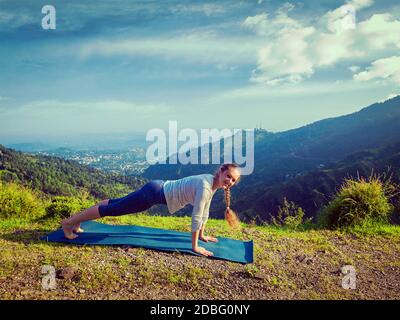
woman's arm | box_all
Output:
[191,180,216,256]
[192,230,213,257]
[199,223,218,242]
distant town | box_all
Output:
[35,147,149,176]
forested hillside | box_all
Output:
[0,144,146,200]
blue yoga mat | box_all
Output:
[41,221,254,264]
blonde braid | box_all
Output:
[223,187,241,230]
[224,187,231,208]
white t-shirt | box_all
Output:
[162,174,216,232]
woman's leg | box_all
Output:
[73,199,111,231]
[61,181,166,239]
[61,199,110,239]
[97,199,110,206]
[97,180,165,217]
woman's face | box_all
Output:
[219,167,241,190]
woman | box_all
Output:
[61,163,241,257]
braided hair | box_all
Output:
[215,164,241,230]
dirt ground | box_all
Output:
[1,223,399,300]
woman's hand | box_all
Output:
[193,246,214,257]
[199,235,218,243]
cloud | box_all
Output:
[353,56,400,84]
[349,65,360,73]
[0,99,173,117]
[4,0,400,90]
[209,79,387,103]
[314,31,362,66]
[242,1,400,85]
[242,13,270,36]
[323,0,374,33]
[358,13,400,50]
[250,26,315,84]
[314,13,400,66]
[242,4,300,36]
[0,1,230,32]
[171,3,225,16]
[243,4,317,84]
[32,1,397,87]
[79,31,259,66]
[0,9,36,30]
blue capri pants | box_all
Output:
[98,180,167,217]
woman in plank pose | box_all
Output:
[61,163,241,257]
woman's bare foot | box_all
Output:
[73,224,84,233]
[61,219,78,240]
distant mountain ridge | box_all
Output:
[1,96,399,223]
[243,141,400,222]
[143,96,400,221]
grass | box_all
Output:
[0,213,400,299]
[342,221,400,237]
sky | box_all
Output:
[0,0,399,145]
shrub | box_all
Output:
[271,198,309,230]
[0,181,44,219]
[0,169,20,184]
[44,196,95,220]
[318,174,394,229]
[388,181,400,224]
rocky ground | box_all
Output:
[1,216,399,300]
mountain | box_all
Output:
[143,96,400,221]
[0,144,146,199]
[243,141,400,221]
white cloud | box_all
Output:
[323,0,373,33]
[242,0,400,85]
[0,2,229,32]
[250,26,315,84]
[242,13,270,36]
[314,31,363,66]
[0,10,36,30]
[59,1,400,87]
[313,13,400,67]
[353,56,400,84]
[79,32,259,66]
[349,65,360,73]
[242,3,316,84]
[277,2,295,14]
[209,79,387,103]
[358,14,400,50]
[242,3,300,36]
[171,3,225,16]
